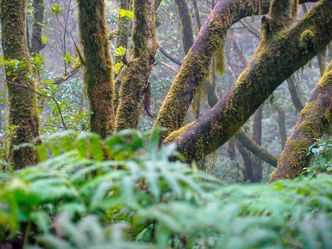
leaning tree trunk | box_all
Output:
[77,0,115,137]
[115,0,159,130]
[271,60,332,181]
[155,0,316,139]
[165,0,332,162]
[1,0,40,168]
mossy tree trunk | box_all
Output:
[271,60,332,181]
[30,0,45,54]
[77,0,115,137]
[155,0,316,140]
[166,0,332,162]
[115,0,159,130]
[154,0,273,139]
[1,0,40,168]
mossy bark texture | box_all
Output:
[30,0,45,54]
[115,0,159,130]
[167,0,332,162]
[155,0,315,139]
[271,60,332,181]
[1,0,40,168]
[77,0,115,137]
[155,0,273,139]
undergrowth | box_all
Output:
[0,130,331,249]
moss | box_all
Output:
[77,0,115,137]
[114,0,158,130]
[299,29,316,52]
[1,0,40,168]
[164,122,195,143]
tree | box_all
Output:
[271,60,332,181]
[77,0,115,137]
[1,0,40,168]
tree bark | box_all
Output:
[1,0,40,168]
[77,0,115,137]
[276,107,287,148]
[30,0,45,54]
[166,0,332,162]
[287,75,304,112]
[174,0,194,54]
[252,106,263,181]
[271,60,332,181]
[155,0,316,139]
[115,0,159,130]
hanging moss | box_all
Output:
[77,0,115,137]
[155,0,272,139]
[1,0,40,168]
[166,0,332,163]
[215,39,225,76]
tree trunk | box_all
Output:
[287,75,304,113]
[252,106,263,181]
[155,0,316,139]
[271,60,332,181]
[77,0,115,137]
[1,0,40,168]
[115,0,159,130]
[276,107,287,148]
[30,0,45,54]
[114,0,132,111]
[166,0,332,162]
[174,0,194,54]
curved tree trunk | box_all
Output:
[1,0,40,168]
[166,0,332,162]
[271,60,332,181]
[77,0,115,137]
[115,0,159,130]
[155,0,316,139]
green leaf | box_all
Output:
[41,35,48,44]
[119,9,134,19]
[51,4,61,16]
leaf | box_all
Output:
[51,4,61,16]
[119,9,134,19]
[41,35,48,44]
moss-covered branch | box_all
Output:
[271,60,332,181]
[155,0,316,139]
[115,0,159,130]
[77,0,115,137]
[1,0,40,168]
[166,0,332,162]
[235,130,278,168]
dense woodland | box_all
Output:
[0,0,332,248]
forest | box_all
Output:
[0,0,332,248]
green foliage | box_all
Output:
[119,9,135,20]
[306,137,332,176]
[0,130,331,248]
[51,4,61,16]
